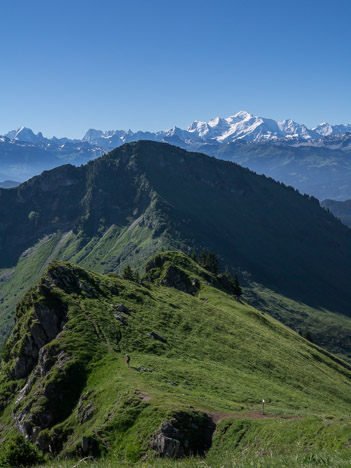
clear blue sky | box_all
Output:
[1,0,350,138]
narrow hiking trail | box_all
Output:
[202,409,301,423]
[72,296,154,397]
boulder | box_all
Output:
[160,265,195,295]
[150,412,215,458]
[150,421,184,458]
[113,303,130,315]
[148,331,167,343]
[114,314,128,325]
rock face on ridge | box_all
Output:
[13,302,68,380]
[150,413,215,458]
[0,263,95,448]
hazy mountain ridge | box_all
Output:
[321,199,351,228]
[209,138,351,200]
[0,180,19,188]
[0,131,105,181]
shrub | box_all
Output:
[0,338,11,362]
[0,434,43,467]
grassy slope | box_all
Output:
[1,252,351,465]
[245,283,351,360]
[0,215,182,347]
[3,228,351,365]
[36,449,351,468]
[0,232,67,343]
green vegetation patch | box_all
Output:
[1,251,351,465]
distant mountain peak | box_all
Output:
[82,129,105,141]
[232,110,253,119]
[5,126,44,144]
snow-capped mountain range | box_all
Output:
[80,110,351,148]
[3,111,351,149]
[2,111,351,201]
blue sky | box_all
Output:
[1,0,350,138]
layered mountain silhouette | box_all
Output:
[209,136,351,200]
[322,199,351,228]
[1,142,351,358]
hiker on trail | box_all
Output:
[126,354,130,368]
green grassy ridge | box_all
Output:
[0,232,67,345]
[211,416,351,459]
[37,416,351,467]
[1,221,351,370]
[0,210,182,348]
[1,141,351,362]
[1,251,351,464]
[245,283,351,361]
[35,451,351,468]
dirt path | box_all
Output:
[201,409,301,423]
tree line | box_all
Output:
[121,249,242,299]
[192,249,242,299]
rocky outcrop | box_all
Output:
[160,265,195,294]
[13,355,83,444]
[13,302,68,380]
[151,421,184,458]
[112,303,131,315]
[145,253,201,295]
[150,412,215,458]
[6,272,87,445]
[114,314,128,325]
[111,303,130,325]
[14,344,65,407]
[148,331,167,343]
[145,253,168,272]
[0,263,103,451]
[77,392,94,424]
